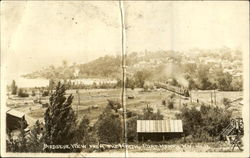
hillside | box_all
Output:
[22,48,243,91]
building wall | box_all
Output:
[137,132,183,142]
[6,114,27,131]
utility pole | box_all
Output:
[76,90,80,118]
[190,91,192,103]
[179,95,181,108]
[214,89,216,105]
[210,91,213,106]
[119,0,127,156]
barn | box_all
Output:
[137,120,183,141]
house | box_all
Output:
[137,120,183,141]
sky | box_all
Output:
[1,1,249,82]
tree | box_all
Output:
[126,77,135,90]
[27,120,44,152]
[44,82,77,152]
[95,104,122,143]
[140,105,164,120]
[48,79,55,91]
[222,97,231,109]
[134,70,151,88]
[18,88,29,97]
[176,105,232,141]
[167,100,174,109]
[127,117,138,142]
[217,73,233,91]
[18,118,28,152]
[74,116,90,145]
[11,80,18,95]
[6,118,29,152]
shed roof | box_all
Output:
[137,120,183,133]
[6,108,25,118]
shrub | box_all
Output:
[18,89,29,97]
[162,100,166,106]
[95,106,122,143]
[222,97,231,109]
[11,80,18,95]
[42,91,49,97]
[167,100,174,109]
[176,105,232,142]
[140,106,164,120]
[127,117,138,142]
[31,91,36,96]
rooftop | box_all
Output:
[137,120,183,133]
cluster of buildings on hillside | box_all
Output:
[130,52,242,81]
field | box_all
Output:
[6,88,243,126]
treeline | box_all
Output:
[23,56,122,79]
[48,79,117,90]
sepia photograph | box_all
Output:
[0,1,249,157]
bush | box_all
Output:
[127,117,138,142]
[18,89,29,97]
[140,106,164,120]
[167,100,174,109]
[11,80,18,95]
[95,100,124,144]
[222,97,231,109]
[95,106,122,143]
[31,91,36,96]
[162,100,166,106]
[176,105,232,142]
[42,91,49,97]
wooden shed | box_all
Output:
[6,108,28,131]
[137,120,183,141]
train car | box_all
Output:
[154,82,189,97]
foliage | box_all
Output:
[126,77,135,90]
[166,93,175,109]
[106,99,121,112]
[18,89,29,97]
[162,100,166,106]
[134,70,151,88]
[95,104,122,143]
[27,120,44,152]
[127,116,138,142]
[11,80,18,95]
[222,98,231,109]
[31,90,36,96]
[7,83,92,153]
[6,118,28,152]
[140,105,164,120]
[167,100,174,109]
[42,90,49,97]
[22,48,242,92]
[176,105,232,142]
[48,79,55,91]
[44,82,77,152]
[74,116,91,145]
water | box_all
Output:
[14,78,49,88]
